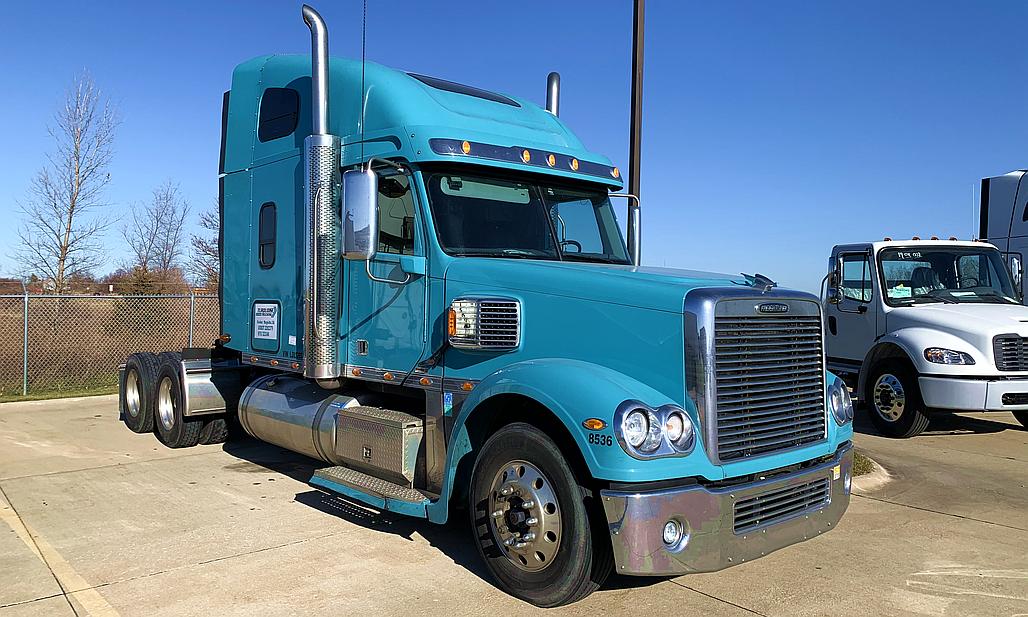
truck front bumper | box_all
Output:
[919,376,1028,411]
[600,443,852,576]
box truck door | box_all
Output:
[826,251,878,369]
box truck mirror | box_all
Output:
[342,169,379,261]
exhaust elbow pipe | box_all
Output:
[301,4,341,382]
[545,72,560,116]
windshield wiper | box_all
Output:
[560,254,630,264]
[454,250,556,260]
[975,291,1019,305]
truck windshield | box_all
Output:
[424,171,631,264]
[878,247,1018,305]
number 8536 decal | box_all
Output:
[587,432,613,447]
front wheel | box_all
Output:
[864,359,930,438]
[1013,410,1028,430]
[469,422,611,607]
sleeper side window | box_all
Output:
[840,253,872,302]
[377,174,416,255]
[258,203,276,268]
[257,88,299,143]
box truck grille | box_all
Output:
[713,313,826,461]
[993,335,1028,371]
[478,301,520,348]
[733,477,831,534]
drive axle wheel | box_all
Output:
[469,422,611,607]
[121,353,159,433]
[865,359,929,438]
[153,354,202,448]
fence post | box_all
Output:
[22,289,29,396]
[188,290,196,347]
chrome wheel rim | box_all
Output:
[157,377,175,431]
[873,373,905,422]
[487,460,561,572]
[125,369,141,419]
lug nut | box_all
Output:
[522,532,536,541]
[521,500,535,509]
[503,538,515,547]
[513,542,527,549]
[491,509,504,518]
[525,517,538,526]
[499,486,513,496]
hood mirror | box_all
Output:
[342,169,378,260]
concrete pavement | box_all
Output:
[1,395,1025,616]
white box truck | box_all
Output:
[823,239,1028,437]
[980,169,1028,299]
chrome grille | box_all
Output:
[993,335,1028,371]
[713,310,826,461]
[478,300,520,348]
[733,478,830,534]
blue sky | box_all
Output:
[1,1,1026,291]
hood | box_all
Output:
[889,303,1028,338]
[443,258,745,313]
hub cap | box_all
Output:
[488,460,561,572]
[873,373,905,422]
[157,377,176,431]
[125,369,141,419]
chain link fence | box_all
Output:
[0,294,219,398]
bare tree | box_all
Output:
[15,72,118,292]
[189,200,220,290]
[122,181,191,293]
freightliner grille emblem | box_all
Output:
[756,302,789,314]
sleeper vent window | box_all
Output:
[257,88,299,142]
[258,203,276,268]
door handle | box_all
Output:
[857,305,868,314]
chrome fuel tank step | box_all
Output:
[311,466,431,518]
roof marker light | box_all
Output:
[521,149,531,163]
[912,236,921,240]
[611,166,620,178]
[884,237,892,241]
[570,158,579,171]
[547,154,556,167]
[930,236,939,240]
[949,236,957,240]
[461,140,472,155]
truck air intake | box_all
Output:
[301,4,342,381]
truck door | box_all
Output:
[1003,175,1028,303]
[344,170,428,375]
[825,250,878,371]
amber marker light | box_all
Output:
[447,308,457,336]
[570,158,579,171]
[291,362,300,370]
[383,372,394,381]
[582,418,607,431]
[521,149,531,163]
[461,382,474,391]
[218,333,232,343]
[547,154,556,167]
[419,377,432,386]
[270,359,279,366]
[351,368,362,376]
[461,140,472,155]
[611,166,620,178]
[250,356,258,362]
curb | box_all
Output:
[852,456,891,494]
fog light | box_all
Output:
[662,520,682,547]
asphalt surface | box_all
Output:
[0,395,1025,616]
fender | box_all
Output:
[857,328,977,395]
[426,358,720,523]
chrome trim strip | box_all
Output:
[341,364,480,393]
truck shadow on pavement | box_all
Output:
[221,434,666,595]
[852,404,1017,437]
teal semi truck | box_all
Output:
[118,5,854,606]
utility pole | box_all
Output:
[627,0,645,262]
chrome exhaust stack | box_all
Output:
[301,4,341,381]
[545,72,560,116]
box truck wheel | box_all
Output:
[469,422,611,607]
[121,353,159,433]
[1013,411,1028,430]
[153,353,202,448]
[865,359,930,438]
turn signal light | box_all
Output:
[582,418,606,431]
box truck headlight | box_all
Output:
[923,348,975,365]
[829,376,854,424]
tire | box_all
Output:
[199,417,229,445]
[469,422,611,607]
[153,353,202,448]
[864,359,930,438]
[1013,410,1028,430]
[121,353,159,433]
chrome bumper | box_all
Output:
[600,443,853,576]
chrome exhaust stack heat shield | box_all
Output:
[302,5,341,381]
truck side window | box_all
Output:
[257,88,299,142]
[377,174,415,255]
[840,254,872,302]
[258,202,276,268]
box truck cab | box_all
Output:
[824,240,1028,437]
[118,6,855,606]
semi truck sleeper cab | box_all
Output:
[118,5,853,606]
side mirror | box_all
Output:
[826,287,842,305]
[341,169,378,260]
[1011,254,1023,299]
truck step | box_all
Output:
[310,465,431,518]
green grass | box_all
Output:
[0,385,118,404]
[853,450,875,476]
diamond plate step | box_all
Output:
[312,465,429,504]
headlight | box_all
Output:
[829,376,854,425]
[615,401,695,458]
[924,348,975,365]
